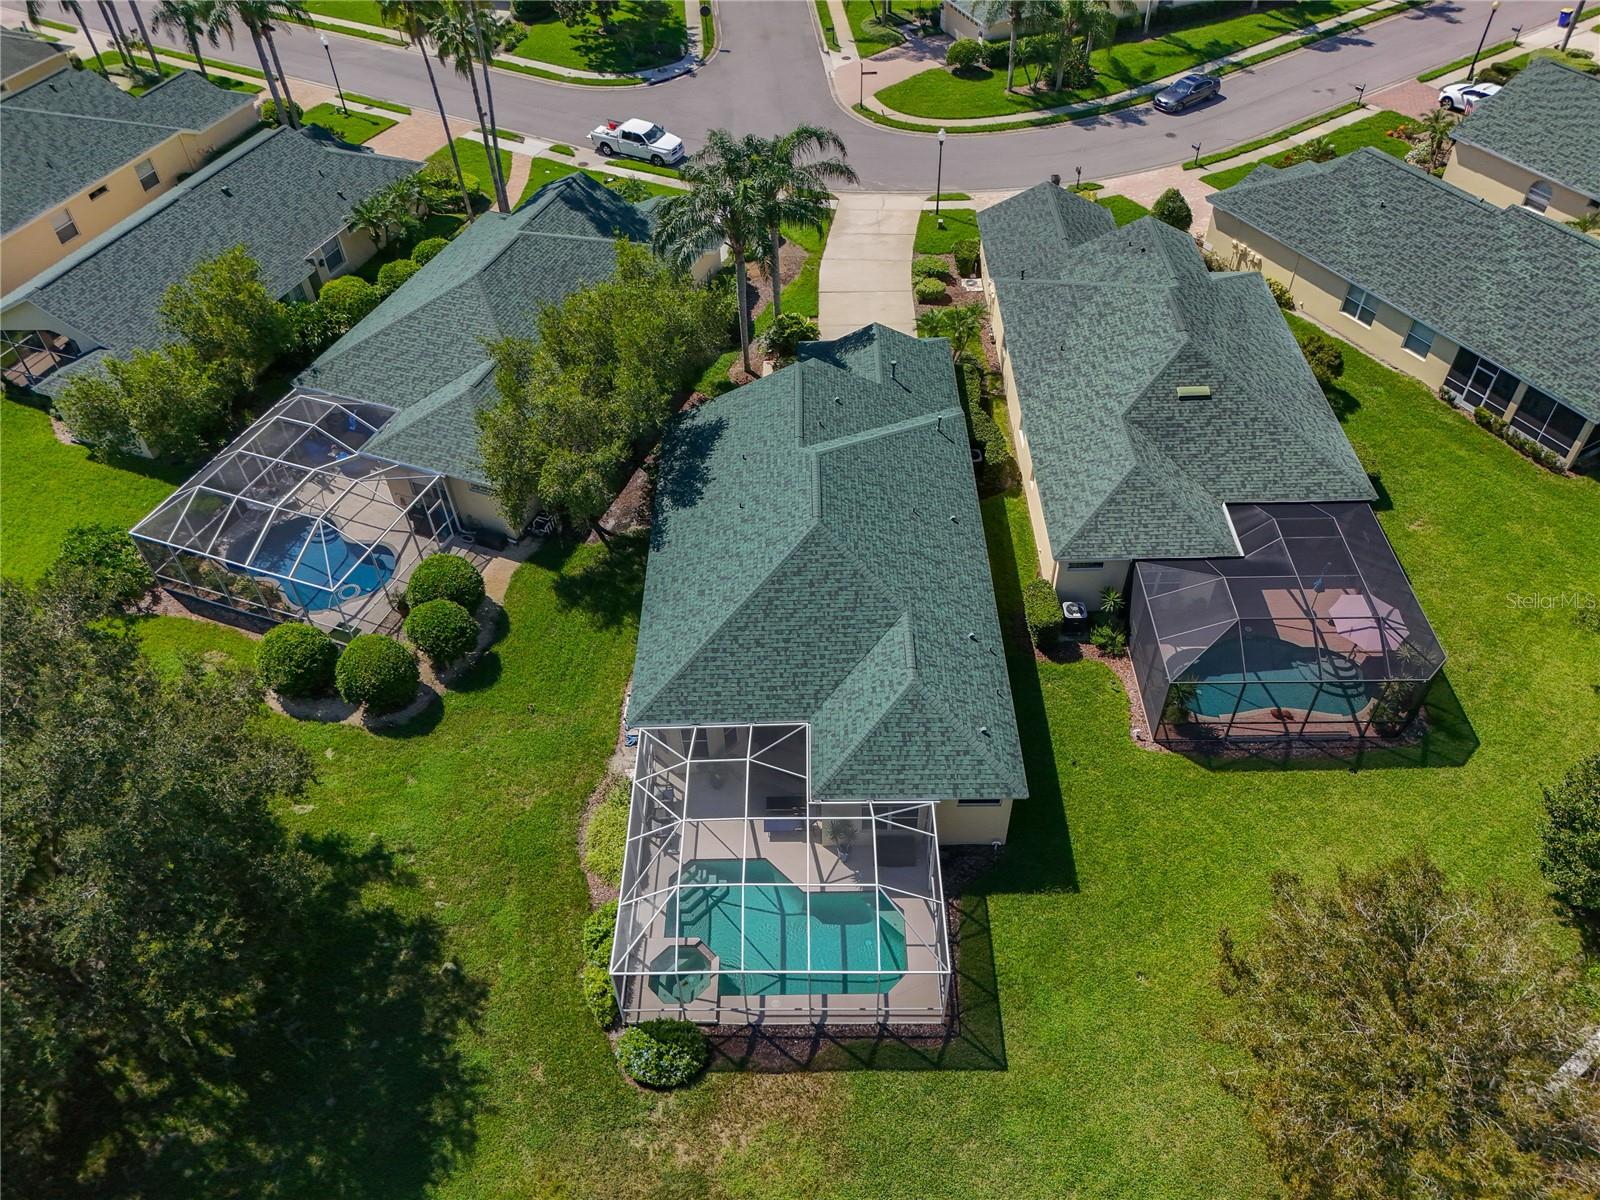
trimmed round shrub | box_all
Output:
[583,900,618,968]
[48,523,153,609]
[952,238,981,277]
[334,633,419,714]
[946,37,982,71]
[912,255,952,281]
[258,622,339,698]
[403,598,478,669]
[762,311,819,359]
[614,1019,708,1088]
[581,964,619,1028]
[1151,187,1193,232]
[377,258,420,293]
[258,97,303,126]
[1023,577,1063,649]
[1294,326,1344,388]
[1266,277,1295,311]
[317,275,382,332]
[412,236,449,265]
[914,276,947,305]
[405,553,485,613]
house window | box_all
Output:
[1401,320,1436,359]
[1066,561,1104,571]
[1339,282,1378,326]
[135,158,160,191]
[88,185,109,200]
[1445,349,1518,415]
[52,208,78,244]
[1509,387,1585,456]
[1523,179,1553,213]
[957,798,1002,806]
[317,233,345,273]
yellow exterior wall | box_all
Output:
[445,477,522,539]
[0,103,259,294]
[1211,208,1459,392]
[1444,141,1599,225]
[0,49,68,95]
[934,797,1014,845]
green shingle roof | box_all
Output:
[298,173,654,482]
[629,324,1027,803]
[1,62,253,234]
[6,126,417,397]
[1452,57,1600,200]
[980,183,1372,562]
[1212,146,1600,421]
[978,178,1115,279]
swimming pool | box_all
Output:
[661,859,907,1000]
[249,516,396,611]
[1186,635,1371,718]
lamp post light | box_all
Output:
[320,32,348,116]
[1466,0,1500,83]
[934,128,947,227]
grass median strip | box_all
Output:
[344,91,411,115]
[1186,100,1360,170]
[1199,109,1416,189]
[492,56,642,85]
[302,101,396,145]
[1417,38,1519,81]
[814,0,840,51]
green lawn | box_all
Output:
[12,291,1596,1193]
[914,207,979,254]
[877,0,1374,118]
[429,138,511,202]
[842,0,906,57]
[1200,110,1416,189]
[814,0,841,51]
[302,101,396,145]
[754,217,832,336]
[507,1,687,73]
[300,0,386,26]
[0,399,185,581]
[1095,194,1150,225]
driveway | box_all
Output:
[817,193,923,340]
[43,2,1565,190]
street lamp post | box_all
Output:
[1466,0,1500,83]
[320,33,348,117]
[934,128,947,228]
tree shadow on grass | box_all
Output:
[144,835,487,1198]
[549,530,648,628]
[569,1,687,73]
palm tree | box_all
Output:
[218,1,291,125]
[751,125,858,319]
[1044,0,1121,93]
[44,2,109,76]
[464,2,510,214]
[96,0,134,67]
[378,0,475,221]
[125,0,163,74]
[259,1,309,125]
[1413,106,1459,171]
[653,130,765,374]
[427,4,508,213]
[1287,135,1337,165]
[153,0,232,80]
[1568,210,1600,237]
[916,302,985,370]
[972,1,1029,92]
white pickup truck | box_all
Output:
[587,118,686,166]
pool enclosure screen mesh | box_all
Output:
[612,723,951,1027]
[130,391,460,635]
[1129,502,1445,741]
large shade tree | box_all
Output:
[652,129,765,373]
[1217,852,1600,1198]
[751,124,857,320]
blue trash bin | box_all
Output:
[1558,8,1573,28]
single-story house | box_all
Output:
[1444,57,1600,226]
[297,172,717,539]
[0,25,70,95]
[0,125,418,395]
[1210,147,1600,469]
[1,50,258,293]
[614,323,1026,1026]
[980,182,1445,743]
[940,0,1159,41]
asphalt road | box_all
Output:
[34,1,1558,189]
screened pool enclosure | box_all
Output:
[1129,503,1445,741]
[612,723,951,1027]
[130,392,460,635]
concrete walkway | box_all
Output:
[817,192,923,340]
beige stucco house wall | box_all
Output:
[0,43,68,95]
[444,477,521,540]
[0,102,260,294]
[935,797,1014,845]
[1444,141,1599,225]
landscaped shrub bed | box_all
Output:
[912,255,952,281]
[50,523,153,609]
[1023,577,1063,649]
[614,1019,707,1088]
[406,553,485,612]
[403,598,478,669]
[411,236,449,265]
[377,258,420,293]
[914,276,948,305]
[584,779,629,887]
[583,900,618,968]
[580,964,618,1028]
[334,633,420,714]
[258,622,339,697]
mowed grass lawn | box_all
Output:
[877,0,1373,117]
[8,309,1597,1194]
[300,0,384,25]
[1201,109,1418,188]
[1096,193,1150,225]
[508,1,686,73]
[301,100,395,145]
[842,0,906,57]
[914,206,979,254]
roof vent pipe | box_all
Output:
[1176,385,1212,400]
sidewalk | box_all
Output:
[859,0,1416,127]
[817,193,923,340]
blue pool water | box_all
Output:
[658,859,907,1001]
[249,516,395,611]
[1187,635,1370,718]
